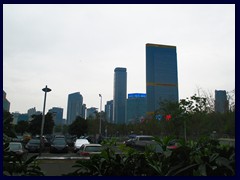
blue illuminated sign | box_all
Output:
[128,93,146,98]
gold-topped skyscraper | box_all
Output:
[146,43,179,114]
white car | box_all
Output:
[78,144,102,157]
[73,139,90,153]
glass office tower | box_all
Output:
[113,67,127,124]
[105,100,113,123]
[126,93,147,124]
[67,92,83,125]
[215,90,229,113]
[48,107,64,126]
[146,43,179,114]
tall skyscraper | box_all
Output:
[113,67,127,124]
[48,107,64,126]
[67,92,83,125]
[215,90,229,113]
[146,43,179,114]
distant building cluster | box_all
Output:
[3,43,231,129]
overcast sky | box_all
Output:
[3,4,235,119]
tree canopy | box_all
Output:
[68,116,88,137]
[28,113,54,135]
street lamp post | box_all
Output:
[39,85,51,156]
[99,94,102,135]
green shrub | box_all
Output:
[66,136,235,176]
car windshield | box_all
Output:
[29,139,40,144]
[9,143,22,151]
[85,146,102,152]
[53,139,66,145]
[138,136,154,141]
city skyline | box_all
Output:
[3,4,235,118]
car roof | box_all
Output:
[83,144,102,147]
[135,135,154,138]
[76,139,89,142]
[10,142,22,145]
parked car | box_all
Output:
[50,138,68,153]
[74,139,90,153]
[34,135,50,147]
[54,135,65,139]
[166,140,179,150]
[125,135,155,147]
[124,135,158,152]
[11,135,24,143]
[9,142,28,160]
[78,144,103,157]
[25,139,44,153]
[123,134,139,146]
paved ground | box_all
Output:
[37,158,83,176]
[28,152,88,176]
[27,147,85,176]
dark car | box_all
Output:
[25,139,44,153]
[34,135,50,147]
[9,142,28,160]
[50,138,68,153]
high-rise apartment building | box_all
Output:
[67,92,83,125]
[146,43,179,114]
[113,67,127,124]
[126,93,147,124]
[215,90,229,113]
[48,107,64,126]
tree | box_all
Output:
[28,113,54,135]
[62,124,69,135]
[227,89,235,112]
[54,125,63,134]
[68,116,88,137]
[15,120,29,135]
[3,110,16,138]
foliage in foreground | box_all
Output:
[3,135,44,176]
[65,137,235,176]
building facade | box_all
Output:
[113,67,127,124]
[3,90,10,112]
[146,43,179,114]
[215,90,229,113]
[86,107,98,119]
[67,92,83,125]
[27,107,36,121]
[82,104,86,119]
[126,93,147,124]
[105,100,113,123]
[48,107,64,126]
